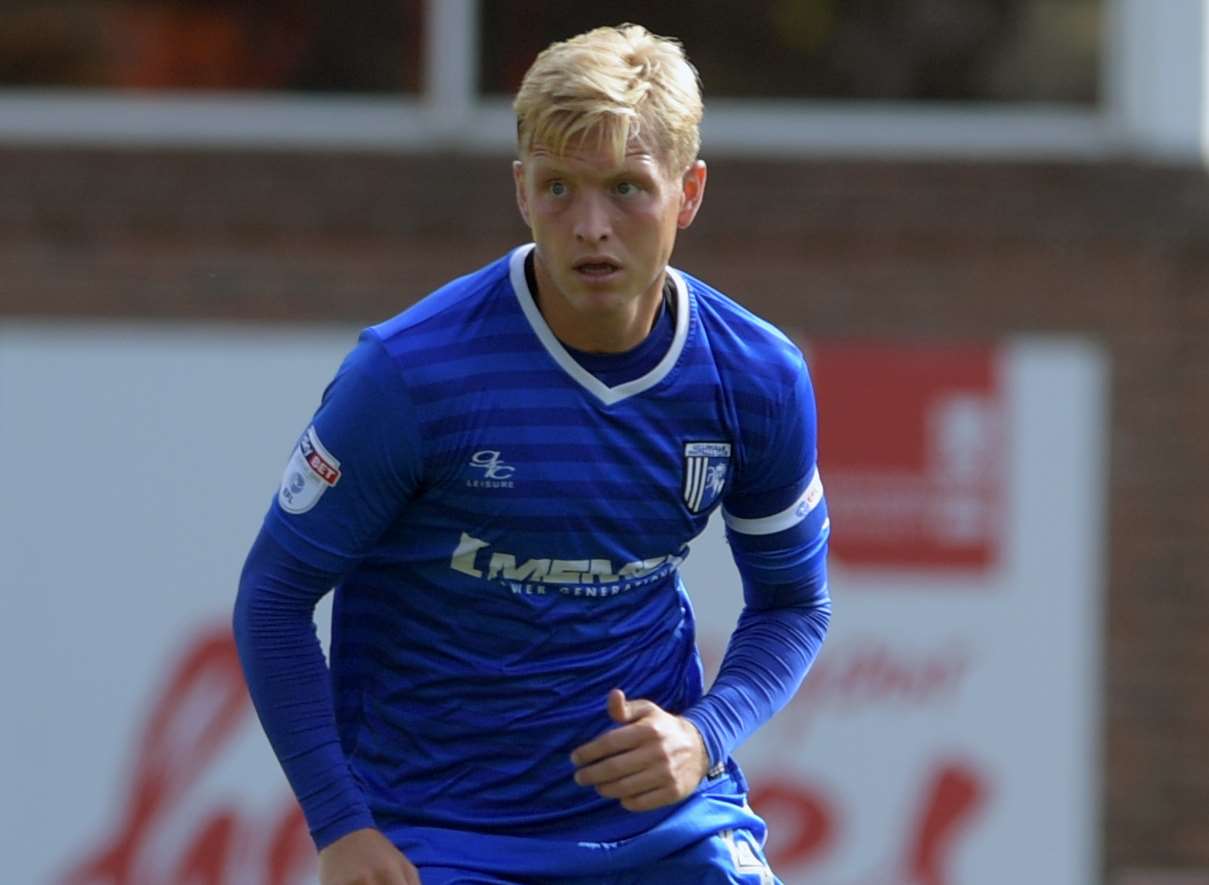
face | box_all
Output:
[513,136,707,341]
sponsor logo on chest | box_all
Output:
[449,532,687,599]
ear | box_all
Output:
[513,160,532,229]
[676,160,708,230]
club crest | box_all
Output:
[683,441,732,513]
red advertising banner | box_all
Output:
[810,344,1003,572]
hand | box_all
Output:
[570,688,710,813]
[318,827,421,885]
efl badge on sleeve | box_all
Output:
[683,441,731,513]
[278,426,342,514]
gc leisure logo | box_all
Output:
[467,450,516,489]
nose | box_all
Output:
[573,191,611,243]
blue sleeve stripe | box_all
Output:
[722,468,824,535]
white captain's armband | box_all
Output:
[278,426,342,515]
[723,467,824,536]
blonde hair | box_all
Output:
[514,24,703,174]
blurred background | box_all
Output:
[1,1,1205,883]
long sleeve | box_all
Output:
[683,600,829,768]
[233,529,377,848]
[682,514,831,767]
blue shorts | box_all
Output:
[417,827,780,884]
[386,772,776,882]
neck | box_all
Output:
[531,252,666,353]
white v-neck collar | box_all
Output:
[508,243,690,407]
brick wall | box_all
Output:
[3,146,1206,879]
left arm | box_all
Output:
[682,481,831,769]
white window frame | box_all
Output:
[0,0,1200,162]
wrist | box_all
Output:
[678,714,712,780]
[680,705,724,771]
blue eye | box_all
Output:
[549,181,567,196]
[615,181,637,196]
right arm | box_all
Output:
[233,333,423,883]
[234,531,419,884]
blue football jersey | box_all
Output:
[262,244,829,871]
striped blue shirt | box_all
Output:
[242,244,830,872]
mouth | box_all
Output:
[573,258,622,279]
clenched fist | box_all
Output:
[570,688,710,812]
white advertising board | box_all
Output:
[0,324,1104,884]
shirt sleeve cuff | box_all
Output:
[311,807,380,851]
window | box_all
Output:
[0,0,423,93]
[479,0,1101,103]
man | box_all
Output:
[234,23,831,885]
